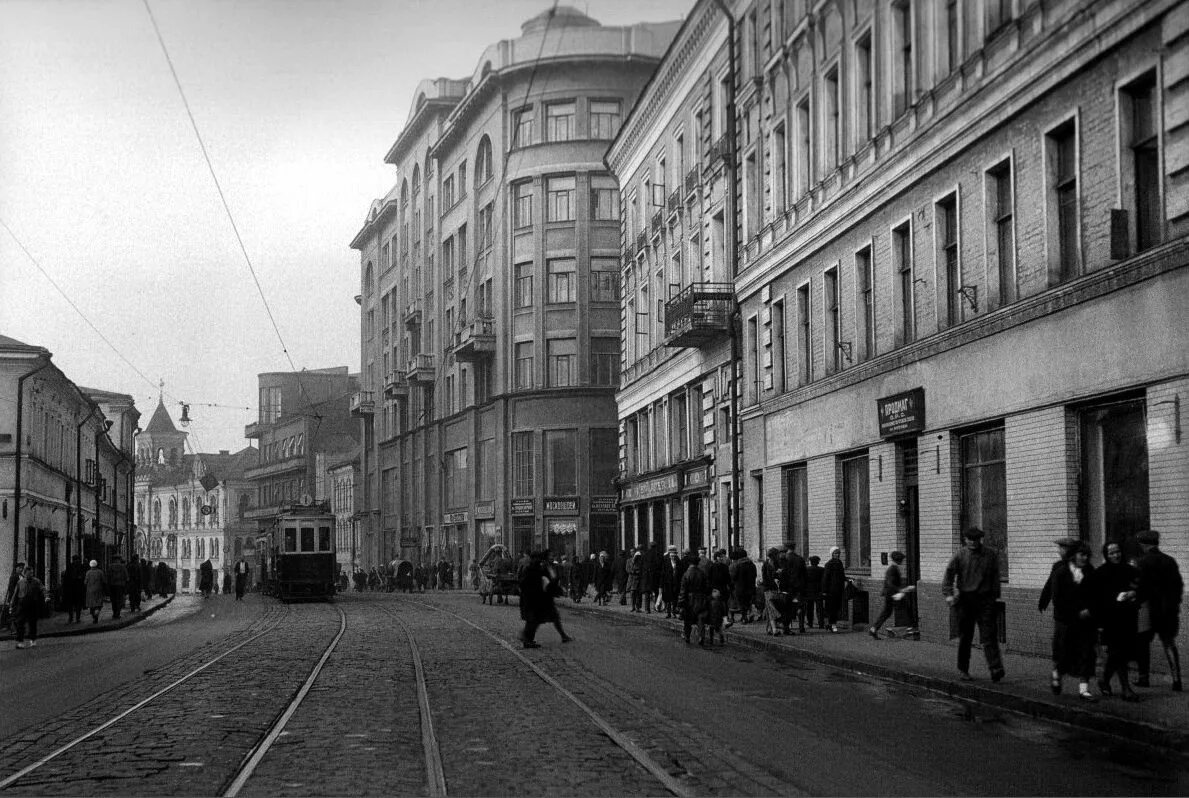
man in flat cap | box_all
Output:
[1134,530,1182,691]
[942,527,1005,682]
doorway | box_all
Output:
[687,495,704,552]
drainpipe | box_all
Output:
[13,356,51,570]
[75,404,98,562]
[712,0,742,551]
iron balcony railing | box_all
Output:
[663,282,735,348]
[406,353,436,383]
[452,315,496,362]
[350,391,375,416]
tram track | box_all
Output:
[401,596,696,798]
[0,601,345,796]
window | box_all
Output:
[547,338,576,387]
[772,123,787,215]
[855,32,873,143]
[545,429,578,495]
[795,97,811,196]
[893,222,915,345]
[747,316,760,401]
[457,161,466,196]
[1047,120,1080,281]
[823,67,840,171]
[512,106,533,147]
[589,429,618,494]
[825,267,841,372]
[546,101,575,141]
[986,0,1012,37]
[1122,72,1161,253]
[841,453,870,570]
[591,337,619,386]
[475,136,493,186]
[590,175,620,221]
[771,298,786,392]
[477,203,493,250]
[960,426,1007,579]
[513,181,533,227]
[669,391,688,462]
[514,342,534,389]
[442,236,455,273]
[797,283,811,384]
[856,246,875,360]
[478,438,496,500]
[512,432,535,496]
[589,100,621,139]
[546,258,575,303]
[937,193,960,327]
[986,160,1015,306]
[783,464,808,555]
[944,0,960,73]
[892,1,913,118]
[590,258,619,302]
[442,175,455,209]
[1079,397,1149,560]
[546,176,575,222]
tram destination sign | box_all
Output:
[878,387,926,438]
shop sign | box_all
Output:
[510,498,535,516]
[621,472,679,502]
[878,387,926,438]
[683,466,710,491]
[444,511,469,525]
[590,496,618,513]
[544,497,578,514]
[474,500,495,519]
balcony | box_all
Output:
[685,167,700,196]
[403,299,422,327]
[635,231,647,252]
[452,315,496,362]
[244,420,266,439]
[650,210,663,236]
[667,188,682,215]
[663,283,735,348]
[406,353,436,383]
[384,370,409,399]
[350,391,375,417]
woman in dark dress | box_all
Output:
[1048,542,1099,700]
[1092,541,1140,700]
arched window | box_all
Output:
[475,136,493,187]
[157,448,165,465]
[209,495,219,525]
[153,499,161,526]
[238,493,249,520]
[234,538,242,556]
[364,261,374,297]
[168,498,178,529]
[137,501,144,525]
[197,538,204,559]
[412,164,421,197]
[182,497,190,527]
[211,537,218,559]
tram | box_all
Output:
[259,502,337,601]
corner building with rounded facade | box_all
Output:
[350,8,680,571]
[714,0,1187,657]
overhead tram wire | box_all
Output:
[411,0,561,424]
[141,0,323,421]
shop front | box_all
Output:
[544,497,578,557]
[510,498,535,557]
[589,496,618,555]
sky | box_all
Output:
[0,0,692,454]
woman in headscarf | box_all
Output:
[1092,541,1140,700]
[84,559,106,624]
[821,547,847,633]
[1048,542,1099,700]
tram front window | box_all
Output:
[301,526,315,552]
[319,526,331,552]
[284,527,297,552]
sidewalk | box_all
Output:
[1,594,174,642]
[564,594,1189,752]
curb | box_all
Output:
[563,599,1188,754]
[1,596,175,642]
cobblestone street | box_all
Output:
[2,591,1185,796]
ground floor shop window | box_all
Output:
[513,518,534,557]
[841,453,870,570]
[547,518,577,558]
[782,464,808,554]
[960,426,1007,578]
[591,514,617,556]
[1079,397,1148,559]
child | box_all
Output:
[706,587,728,645]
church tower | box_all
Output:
[136,396,187,469]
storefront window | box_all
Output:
[589,429,618,494]
[960,427,1007,578]
[841,454,870,570]
[545,429,578,495]
[1079,398,1148,560]
[783,463,808,554]
[512,432,535,497]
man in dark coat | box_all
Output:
[942,527,1005,682]
[107,556,129,619]
[1134,529,1183,691]
[869,551,908,638]
[660,545,685,619]
[63,554,86,623]
[593,551,614,605]
[805,555,825,629]
[728,548,757,626]
[126,555,142,612]
[518,549,572,648]
[140,557,154,602]
[613,550,629,605]
[199,559,214,598]
[156,560,171,597]
[783,542,808,633]
[678,550,711,645]
[642,542,664,614]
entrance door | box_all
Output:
[1080,397,1149,560]
[687,496,704,552]
[651,501,666,547]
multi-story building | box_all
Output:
[135,398,258,592]
[0,335,138,593]
[350,7,681,571]
[638,0,1188,657]
[607,2,738,556]
[315,451,360,576]
[243,368,359,551]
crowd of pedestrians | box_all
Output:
[352,559,463,593]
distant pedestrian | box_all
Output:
[942,528,1006,683]
[761,548,788,636]
[234,557,250,600]
[518,549,572,648]
[63,554,86,623]
[1134,529,1183,692]
[870,551,908,638]
[613,550,628,605]
[199,559,214,598]
[140,557,154,602]
[107,556,129,620]
[678,550,710,646]
[642,542,663,614]
[822,547,847,633]
[626,549,642,612]
[156,561,170,597]
[469,559,480,590]
[8,564,44,649]
[1045,542,1098,700]
[805,555,825,629]
[593,551,613,605]
[661,545,684,618]
[1092,541,1140,700]
[127,555,143,612]
[783,542,808,633]
[222,570,232,595]
[85,559,106,624]
[1039,537,1079,686]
